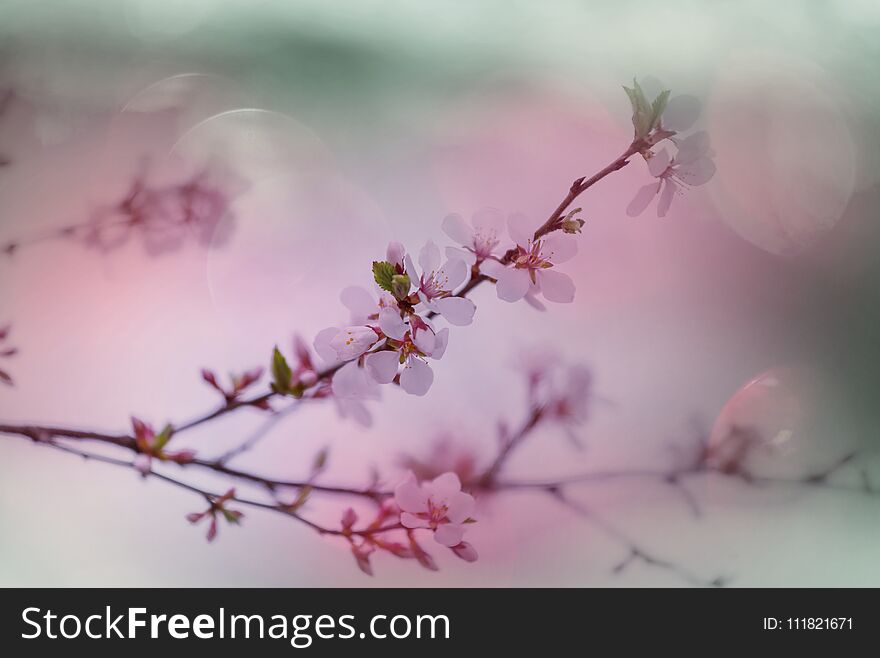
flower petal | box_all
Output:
[673,131,710,165]
[433,296,475,326]
[479,258,506,279]
[436,258,468,291]
[495,268,530,302]
[365,350,400,384]
[395,472,428,513]
[539,233,577,264]
[663,94,701,132]
[419,240,441,276]
[329,326,379,360]
[332,361,379,400]
[340,286,376,322]
[433,523,465,547]
[429,472,462,500]
[657,179,678,217]
[471,206,504,233]
[538,269,575,303]
[647,148,671,178]
[400,358,434,396]
[675,156,716,186]
[626,181,661,217]
[313,327,341,364]
[334,398,373,427]
[507,212,534,247]
[445,245,476,266]
[378,307,407,341]
[412,325,436,355]
[445,491,476,524]
[523,292,546,312]
[441,213,473,245]
[430,327,449,360]
[401,512,431,529]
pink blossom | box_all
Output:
[328,326,382,361]
[364,315,448,396]
[627,131,716,218]
[481,213,578,304]
[442,207,505,265]
[404,241,475,326]
[394,471,476,548]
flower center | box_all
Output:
[472,229,499,258]
[426,498,449,527]
[514,241,552,270]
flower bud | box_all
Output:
[390,274,411,300]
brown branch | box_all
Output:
[549,489,726,587]
[32,436,399,539]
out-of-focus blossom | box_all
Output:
[394,471,476,549]
[515,349,594,445]
[201,367,264,405]
[482,213,578,304]
[399,437,480,485]
[627,132,716,218]
[82,170,237,255]
[442,207,505,265]
[186,488,242,542]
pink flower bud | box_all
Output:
[451,541,479,563]
[386,241,406,268]
[341,507,358,531]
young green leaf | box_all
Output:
[152,424,175,451]
[271,346,293,394]
[623,78,655,139]
[372,261,396,292]
[650,89,671,131]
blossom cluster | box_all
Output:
[1,78,714,578]
[623,78,716,217]
[312,209,580,404]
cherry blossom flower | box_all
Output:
[404,240,475,326]
[364,315,448,396]
[627,131,716,218]
[442,206,505,265]
[481,213,578,304]
[394,471,476,550]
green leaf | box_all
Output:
[271,346,292,394]
[372,261,396,292]
[650,89,671,131]
[152,424,174,451]
[311,447,329,474]
[623,78,655,139]
[288,486,312,512]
